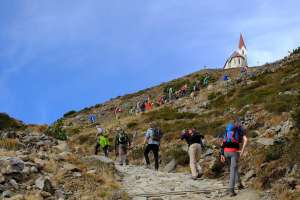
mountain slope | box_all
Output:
[53,50,300,199]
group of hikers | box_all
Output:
[94,116,248,197]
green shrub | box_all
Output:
[292,96,300,129]
[265,142,284,162]
[127,122,138,129]
[63,110,77,118]
[291,47,300,55]
[45,119,68,140]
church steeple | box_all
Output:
[239,33,246,49]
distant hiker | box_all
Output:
[115,127,131,165]
[220,120,248,196]
[223,74,229,81]
[181,84,188,96]
[114,107,122,120]
[145,97,153,111]
[180,128,204,180]
[144,123,163,170]
[194,80,201,92]
[96,125,104,136]
[95,131,110,157]
[89,114,96,124]
[168,87,173,100]
[203,74,210,86]
[240,66,248,85]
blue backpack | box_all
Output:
[223,123,240,144]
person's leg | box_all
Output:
[103,146,109,157]
[144,144,151,166]
[118,145,123,165]
[95,143,100,155]
[124,146,128,165]
[153,145,159,170]
[226,152,238,194]
[188,144,198,178]
[195,144,203,176]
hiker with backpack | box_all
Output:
[144,123,163,170]
[220,119,248,196]
[180,128,205,180]
[115,127,131,165]
[95,133,110,157]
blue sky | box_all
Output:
[1,0,300,124]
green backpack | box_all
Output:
[99,136,110,148]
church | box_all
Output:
[224,34,248,69]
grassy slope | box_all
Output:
[59,52,300,199]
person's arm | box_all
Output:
[144,130,150,145]
[240,135,248,157]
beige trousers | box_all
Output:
[188,143,202,178]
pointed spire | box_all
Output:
[239,33,246,49]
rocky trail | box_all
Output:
[115,164,261,200]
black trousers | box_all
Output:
[95,143,109,157]
[144,144,159,170]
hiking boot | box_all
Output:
[144,164,150,169]
[197,173,203,179]
[227,189,237,197]
[230,191,237,197]
[238,183,245,190]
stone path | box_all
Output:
[116,164,262,200]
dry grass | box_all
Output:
[0,138,20,150]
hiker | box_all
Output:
[145,97,153,111]
[168,87,173,100]
[115,127,131,165]
[220,119,248,196]
[95,129,110,157]
[144,123,163,170]
[180,128,204,180]
[114,107,122,120]
[240,66,248,85]
[203,74,209,86]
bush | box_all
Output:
[291,47,300,55]
[127,122,138,129]
[265,142,284,162]
[63,110,77,118]
[45,119,68,140]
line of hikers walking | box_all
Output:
[94,116,248,197]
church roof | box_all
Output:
[239,33,246,49]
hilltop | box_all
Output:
[0,49,299,199]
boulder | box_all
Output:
[0,173,5,183]
[163,159,177,173]
[0,157,25,175]
[53,141,69,153]
[63,163,81,172]
[2,190,12,198]
[35,176,55,194]
[204,149,213,157]
[243,169,256,182]
[257,138,274,146]
[83,155,114,165]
